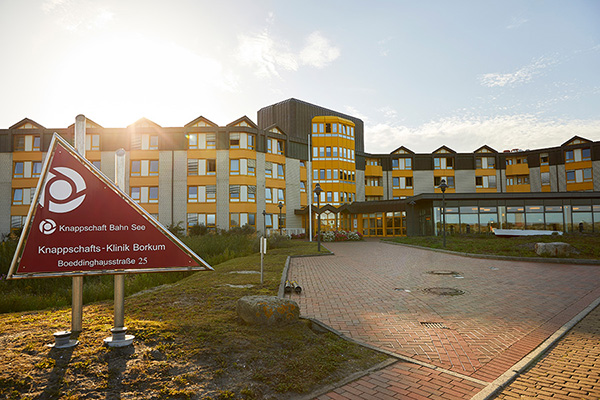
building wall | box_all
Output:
[594,160,600,191]
[455,170,476,193]
[173,151,188,229]
[413,171,434,195]
[285,158,302,228]
[355,169,365,201]
[158,151,174,226]
[0,153,12,235]
[216,150,230,230]
[529,167,541,192]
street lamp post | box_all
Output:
[313,183,323,252]
[262,210,267,237]
[439,179,448,248]
[278,201,283,235]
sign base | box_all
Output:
[104,327,134,348]
[48,330,79,349]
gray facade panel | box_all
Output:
[413,171,434,195]
[0,153,12,235]
[549,165,558,192]
[382,171,392,200]
[455,170,476,193]
[216,150,230,230]
[158,151,174,225]
[256,153,266,233]
[173,151,188,229]
[594,160,600,191]
[355,170,365,201]
[285,158,302,228]
[557,165,566,192]
[529,167,541,192]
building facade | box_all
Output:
[2,98,600,238]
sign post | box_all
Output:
[7,133,213,347]
[72,114,86,334]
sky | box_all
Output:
[0,0,599,154]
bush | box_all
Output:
[290,233,306,240]
[314,230,363,242]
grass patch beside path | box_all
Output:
[386,233,600,259]
[0,241,388,400]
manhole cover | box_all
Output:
[423,287,465,296]
[427,270,460,275]
[421,322,450,329]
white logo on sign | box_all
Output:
[39,219,57,235]
[39,167,87,213]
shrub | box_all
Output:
[314,230,363,242]
[290,233,306,240]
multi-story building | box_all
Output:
[1,98,599,238]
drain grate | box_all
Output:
[427,270,460,275]
[421,322,450,329]
[423,287,465,296]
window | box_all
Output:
[265,214,273,228]
[566,170,576,182]
[319,147,325,157]
[565,150,574,163]
[247,134,256,150]
[277,164,284,179]
[230,133,240,149]
[207,159,216,175]
[131,161,141,176]
[230,185,240,201]
[32,162,42,178]
[149,160,159,176]
[188,159,198,175]
[247,159,256,176]
[326,192,332,202]
[277,140,284,155]
[434,157,453,170]
[300,181,306,192]
[265,162,273,178]
[13,162,24,178]
[582,148,591,161]
[14,135,41,152]
[230,159,240,175]
[320,169,325,180]
[205,185,216,202]
[476,175,497,188]
[131,187,141,202]
[332,147,338,158]
[393,177,400,189]
[149,136,158,150]
[583,168,592,181]
[12,189,23,205]
[326,147,332,157]
[92,161,101,170]
[188,134,198,149]
[541,172,550,185]
[392,159,399,169]
[188,186,198,202]
[265,188,272,202]
[434,176,454,187]
[476,157,495,169]
[149,187,159,203]
[278,189,285,202]
[540,153,549,165]
[86,134,100,151]
[248,185,256,201]
[206,134,216,149]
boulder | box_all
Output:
[237,296,300,326]
[535,242,573,257]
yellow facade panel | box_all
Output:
[130,150,159,160]
[229,176,257,185]
[187,203,217,213]
[365,186,384,197]
[564,160,592,171]
[187,149,217,159]
[130,176,159,186]
[187,176,217,186]
[365,165,383,176]
[10,205,30,215]
[229,149,256,159]
[266,178,286,189]
[140,204,159,214]
[229,203,260,213]
[12,152,43,161]
[475,169,497,176]
[506,164,529,175]
[506,184,531,192]
[566,182,593,191]
[12,178,39,189]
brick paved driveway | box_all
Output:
[286,241,600,399]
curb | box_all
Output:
[470,295,600,400]
[382,240,600,265]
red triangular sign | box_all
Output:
[8,135,212,278]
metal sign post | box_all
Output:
[104,148,134,347]
[71,115,86,335]
[260,236,267,285]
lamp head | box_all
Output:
[439,179,448,193]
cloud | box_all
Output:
[506,15,528,29]
[479,56,557,88]
[299,31,340,68]
[237,29,340,78]
[363,114,600,154]
[237,30,298,78]
[42,0,113,31]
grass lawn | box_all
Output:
[386,233,600,259]
[0,241,388,400]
